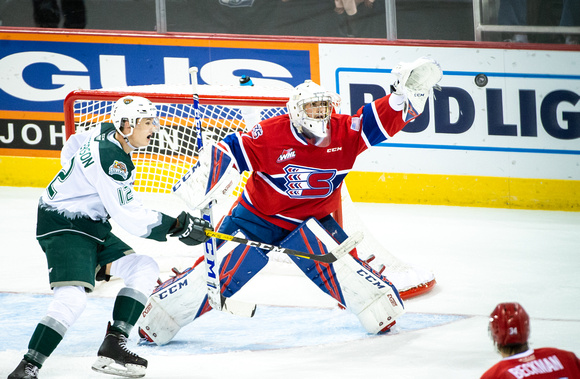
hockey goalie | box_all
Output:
[137,57,443,345]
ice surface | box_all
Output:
[1,187,579,379]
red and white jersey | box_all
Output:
[481,348,580,379]
[217,95,408,230]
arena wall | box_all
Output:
[0,29,578,210]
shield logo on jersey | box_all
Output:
[283,165,336,198]
[109,160,128,180]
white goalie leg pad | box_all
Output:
[303,219,405,334]
[136,239,243,345]
[137,295,182,346]
[137,264,207,345]
[333,256,405,334]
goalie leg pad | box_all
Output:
[136,235,266,345]
[218,234,269,297]
[215,206,285,296]
[319,215,360,259]
[138,295,182,346]
[333,256,405,334]
[283,217,405,334]
[136,265,207,345]
[282,218,346,305]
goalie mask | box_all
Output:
[111,96,160,138]
[488,302,530,347]
[287,80,341,140]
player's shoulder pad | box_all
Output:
[96,122,135,182]
[330,113,361,138]
[252,113,289,132]
[254,114,292,141]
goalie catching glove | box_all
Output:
[169,211,212,246]
[173,143,240,211]
[391,56,442,121]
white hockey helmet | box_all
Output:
[287,80,341,139]
[111,96,159,137]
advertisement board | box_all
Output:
[320,45,580,180]
[317,44,579,209]
[0,30,578,209]
[0,31,318,159]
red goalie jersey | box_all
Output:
[217,94,409,230]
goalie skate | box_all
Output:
[91,324,147,378]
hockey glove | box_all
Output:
[391,56,442,121]
[173,144,240,211]
[169,211,213,246]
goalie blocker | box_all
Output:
[136,218,404,345]
[173,142,240,211]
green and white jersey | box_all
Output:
[37,122,175,242]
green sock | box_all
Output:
[25,316,67,368]
[111,287,147,336]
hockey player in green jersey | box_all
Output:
[8,96,212,379]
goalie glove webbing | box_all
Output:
[391,56,442,121]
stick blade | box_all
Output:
[221,295,257,318]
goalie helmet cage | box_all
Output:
[63,85,435,300]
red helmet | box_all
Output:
[489,302,530,346]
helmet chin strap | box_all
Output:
[123,135,139,151]
[117,127,138,151]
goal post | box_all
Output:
[63,84,435,300]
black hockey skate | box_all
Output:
[7,359,39,379]
[91,324,147,378]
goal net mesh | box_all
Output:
[64,84,435,299]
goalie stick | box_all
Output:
[205,228,364,263]
[188,67,255,316]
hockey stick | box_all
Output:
[200,203,257,316]
[188,67,256,316]
[188,67,220,309]
[205,229,364,264]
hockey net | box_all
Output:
[63,84,435,300]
